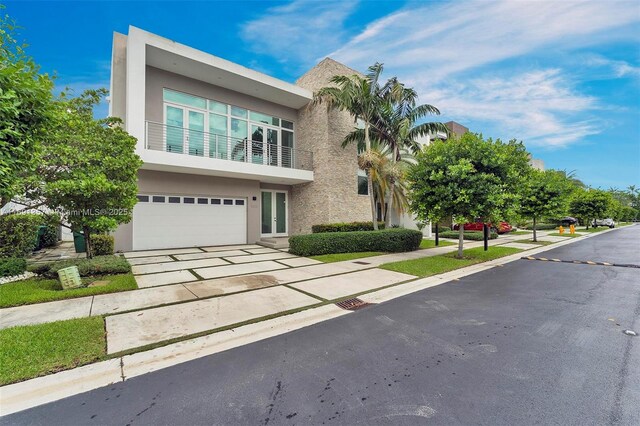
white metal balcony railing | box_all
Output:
[144,121,313,171]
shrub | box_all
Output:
[38,225,59,249]
[439,231,498,241]
[432,225,451,233]
[28,255,131,278]
[522,223,557,230]
[92,235,114,256]
[289,229,422,256]
[311,221,385,233]
[0,214,42,258]
[0,257,27,278]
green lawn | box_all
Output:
[0,273,138,308]
[0,316,106,385]
[420,239,456,249]
[547,232,581,238]
[310,252,384,263]
[577,227,610,233]
[508,230,532,235]
[380,246,522,277]
[514,238,555,246]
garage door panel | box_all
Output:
[133,197,247,250]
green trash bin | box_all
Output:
[36,225,47,250]
[73,231,86,253]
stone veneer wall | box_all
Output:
[290,58,371,235]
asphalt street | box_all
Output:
[3,225,639,425]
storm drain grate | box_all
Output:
[336,297,375,311]
[353,261,371,265]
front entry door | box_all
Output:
[261,191,287,237]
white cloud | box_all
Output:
[240,0,359,69]
[582,54,640,78]
[241,0,640,148]
[420,69,600,148]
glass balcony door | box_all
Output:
[250,125,280,166]
[164,104,205,156]
[261,191,287,237]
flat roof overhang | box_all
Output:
[136,27,312,109]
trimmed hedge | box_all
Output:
[311,221,385,233]
[0,257,27,278]
[0,214,42,258]
[432,225,451,233]
[92,235,115,256]
[439,231,498,241]
[523,223,557,230]
[289,229,422,257]
[28,255,131,279]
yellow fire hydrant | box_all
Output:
[569,224,575,235]
[559,226,564,235]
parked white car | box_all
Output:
[592,218,615,228]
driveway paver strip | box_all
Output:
[289,268,417,300]
[105,286,320,353]
[132,258,229,275]
[135,270,198,288]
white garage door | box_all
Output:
[133,195,247,250]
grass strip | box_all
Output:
[0,274,138,308]
[0,316,106,385]
[310,252,384,263]
[420,239,456,249]
[514,239,555,246]
[380,246,522,277]
[547,232,581,238]
[508,230,532,235]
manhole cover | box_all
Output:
[623,330,638,337]
[353,261,371,265]
[336,298,374,311]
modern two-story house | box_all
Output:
[110,26,370,251]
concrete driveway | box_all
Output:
[106,244,415,353]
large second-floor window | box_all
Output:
[161,89,295,167]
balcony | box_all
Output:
[140,121,314,184]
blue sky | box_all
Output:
[6,0,640,189]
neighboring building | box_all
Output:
[110,26,369,251]
[529,158,545,170]
[444,121,469,139]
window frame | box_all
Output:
[162,88,295,158]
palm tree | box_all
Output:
[314,63,396,230]
[366,140,413,223]
[342,86,446,225]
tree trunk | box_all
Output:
[457,224,464,258]
[384,146,398,229]
[384,183,393,228]
[367,171,377,230]
[364,123,378,231]
[83,226,93,259]
[532,216,537,242]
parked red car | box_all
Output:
[453,221,513,234]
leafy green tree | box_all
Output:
[408,133,530,257]
[519,169,573,241]
[17,89,142,258]
[0,10,54,205]
[314,63,398,230]
[569,189,612,229]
